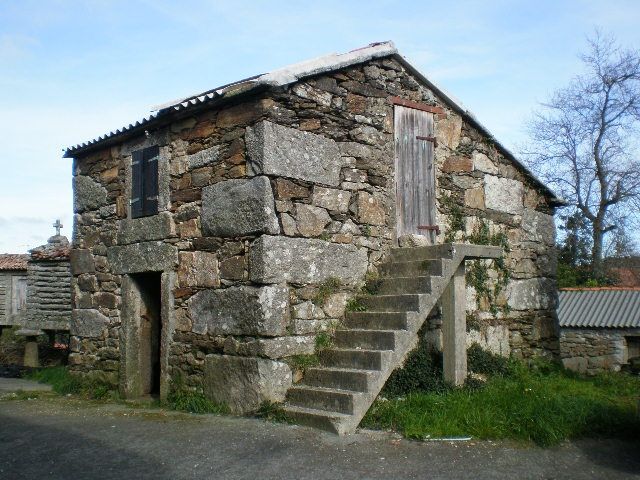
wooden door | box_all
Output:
[394,105,437,242]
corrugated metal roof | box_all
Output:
[0,254,29,271]
[63,40,562,204]
[558,289,640,328]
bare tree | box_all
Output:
[524,32,640,278]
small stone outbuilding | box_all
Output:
[18,234,72,334]
[63,42,562,418]
[0,254,28,333]
[559,288,640,374]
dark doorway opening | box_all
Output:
[132,272,162,396]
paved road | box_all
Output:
[0,396,638,480]
[0,378,52,394]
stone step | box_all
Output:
[376,276,432,295]
[344,311,408,330]
[282,405,351,435]
[390,244,455,262]
[334,329,396,350]
[303,367,374,392]
[379,259,443,277]
[320,348,387,370]
[357,294,421,312]
[287,385,356,414]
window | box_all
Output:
[131,145,160,218]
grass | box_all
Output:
[288,354,320,371]
[26,366,116,400]
[313,277,342,305]
[25,366,228,415]
[315,331,334,351]
[165,389,229,414]
[345,298,366,312]
[363,359,640,447]
[256,401,291,423]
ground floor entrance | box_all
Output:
[121,271,168,398]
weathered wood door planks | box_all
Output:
[394,105,436,242]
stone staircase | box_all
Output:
[282,243,501,435]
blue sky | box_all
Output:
[0,0,639,252]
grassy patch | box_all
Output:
[363,358,640,446]
[256,401,291,423]
[3,390,43,401]
[165,389,228,414]
[26,366,115,400]
[164,372,228,414]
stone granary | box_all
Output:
[558,288,640,374]
[64,41,562,433]
[0,254,28,334]
[19,225,72,334]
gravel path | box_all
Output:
[0,395,638,480]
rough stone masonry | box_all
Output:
[65,43,560,412]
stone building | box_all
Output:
[64,42,561,433]
[559,288,640,374]
[19,232,72,333]
[0,254,28,333]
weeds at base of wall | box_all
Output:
[256,401,292,423]
[166,372,229,415]
[165,389,229,415]
[25,366,116,400]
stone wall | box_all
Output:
[560,328,640,374]
[21,236,72,331]
[0,273,6,324]
[68,55,558,408]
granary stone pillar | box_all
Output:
[442,262,467,386]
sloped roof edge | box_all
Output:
[558,289,640,328]
[63,41,562,204]
[0,254,29,271]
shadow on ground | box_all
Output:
[578,438,640,476]
[0,413,171,480]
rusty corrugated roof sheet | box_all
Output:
[558,289,640,328]
[0,254,29,271]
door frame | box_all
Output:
[393,101,438,244]
[120,270,175,400]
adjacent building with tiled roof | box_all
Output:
[0,254,29,271]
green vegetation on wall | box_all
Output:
[442,195,511,316]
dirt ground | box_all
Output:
[0,392,638,480]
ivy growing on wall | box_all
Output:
[442,195,511,316]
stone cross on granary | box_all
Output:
[53,219,63,236]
